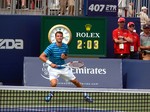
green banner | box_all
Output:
[41,16,107,57]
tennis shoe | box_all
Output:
[84,94,93,103]
[45,93,53,102]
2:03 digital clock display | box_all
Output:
[77,40,99,49]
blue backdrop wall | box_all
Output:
[0,15,41,85]
[0,15,147,89]
[122,60,150,89]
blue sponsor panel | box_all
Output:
[0,15,41,85]
[84,0,118,17]
[123,59,150,89]
[24,57,122,88]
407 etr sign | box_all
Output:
[86,0,118,17]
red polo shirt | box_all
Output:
[112,28,130,54]
[128,31,140,52]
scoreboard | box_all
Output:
[41,16,107,57]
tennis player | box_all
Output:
[39,31,93,103]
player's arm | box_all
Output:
[39,52,48,63]
[39,52,57,68]
[61,45,69,60]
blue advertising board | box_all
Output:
[0,15,41,85]
[24,57,123,88]
[85,0,118,17]
[123,60,150,89]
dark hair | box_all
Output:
[55,31,63,37]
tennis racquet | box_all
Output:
[57,61,84,69]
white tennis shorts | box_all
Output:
[47,66,76,81]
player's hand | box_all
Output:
[50,63,57,68]
[61,53,67,59]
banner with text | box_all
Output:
[85,0,118,17]
[24,57,122,88]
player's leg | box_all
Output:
[45,79,57,102]
[83,92,93,103]
[70,79,82,87]
[63,68,93,103]
[70,79,93,103]
[45,67,59,102]
[50,79,57,87]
